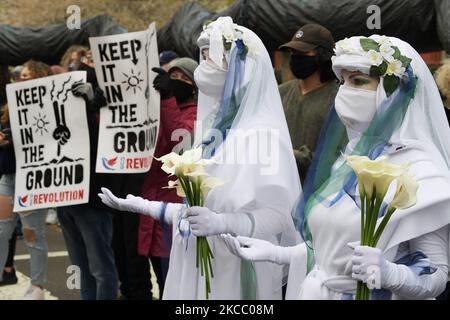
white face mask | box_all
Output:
[194,60,227,98]
[335,85,378,132]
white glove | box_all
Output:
[221,234,293,265]
[350,243,388,290]
[349,227,449,299]
[185,206,253,237]
[98,187,174,223]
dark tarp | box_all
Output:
[0,15,127,66]
[157,0,449,60]
[1,2,447,66]
[435,0,450,54]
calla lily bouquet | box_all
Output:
[346,155,419,300]
[157,147,225,299]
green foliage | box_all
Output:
[360,37,412,96]
[384,74,401,97]
[360,38,380,52]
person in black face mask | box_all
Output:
[152,57,198,104]
[278,24,341,184]
[289,53,320,80]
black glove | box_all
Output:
[93,87,107,109]
[152,67,173,99]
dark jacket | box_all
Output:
[0,122,16,175]
[138,96,197,257]
[78,63,145,210]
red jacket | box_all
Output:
[138,97,197,257]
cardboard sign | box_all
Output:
[90,23,160,173]
[6,71,90,212]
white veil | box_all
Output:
[332,35,450,171]
[332,35,450,265]
[194,17,302,298]
[284,35,450,300]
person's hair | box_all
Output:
[435,60,450,103]
[22,60,53,79]
[1,60,52,125]
[60,45,89,70]
[316,46,337,83]
[1,104,9,126]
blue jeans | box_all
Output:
[57,205,118,300]
[0,174,48,286]
[0,211,49,286]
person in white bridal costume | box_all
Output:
[222,35,450,300]
[98,17,301,299]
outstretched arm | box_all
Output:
[185,207,254,237]
[98,187,184,225]
[221,234,306,265]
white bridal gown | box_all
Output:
[163,17,301,300]
[286,146,450,300]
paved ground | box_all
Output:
[0,221,159,300]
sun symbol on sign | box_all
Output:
[122,69,144,94]
[32,113,50,136]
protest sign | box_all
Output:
[6,71,90,212]
[90,22,160,173]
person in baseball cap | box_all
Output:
[279,23,335,80]
[280,24,335,53]
[278,24,339,183]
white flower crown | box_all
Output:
[202,18,258,58]
[335,36,412,96]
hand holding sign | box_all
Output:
[6,71,90,212]
[90,23,160,173]
[152,67,173,99]
[72,82,94,103]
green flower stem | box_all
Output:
[360,193,366,243]
[357,191,371,300]
[357,193,385,300]
[364,193,373,245]
[371,196,383,237]
[356,281,370,300]
[366,195,382,245]
[195,179,202,205]
[191,179,198,205]
[190,179,198,205]
[364,285,370,300]
[199,240,205,276]
[363,194,374,245]
[202,238,210,299]
[207,249,214,278]
[177,174,214,299]
[181,177,191,204]
[196,234,200,269]
[198,236,214,299]
[371,207,396,247]
[179,176,194,206]
[356,281,363,300]
[199,191,204,206]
